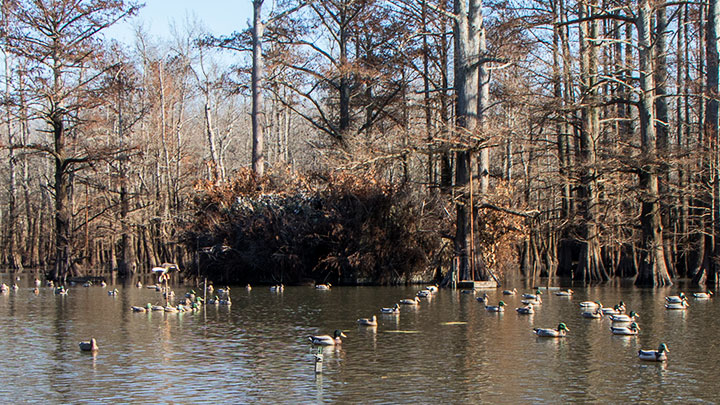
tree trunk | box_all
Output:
[635,0,672,287]
[252,0,265,177]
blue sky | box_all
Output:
[107,0,253,43]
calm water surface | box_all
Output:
[0,276,718,403]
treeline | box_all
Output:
[1,0,719,286]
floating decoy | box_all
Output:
[426,285,439,293]
[534,322,569,337]
[100,281,107,287]
[522,290,542,300]
[693,291,713,299]
[665,293,687,303]
[476,293,490,304]
[579,301,602,309]
[381,303,400,314]
[270,284,284,292]
[219,298,232,306]
[502,288,517,295]
[46,280,54,287]
[79,338,99,352]
[131,303,152,312]
[315,283,331,290]
[33,287,39,295]
[136,281,142,288]
[665,301,689,310]
[521,295,542,305]
[417,290,432,298]
[610,311,639,323]
[34,279,41,287]
[485,301,506,312]
[207,284,214,293]
[461,289,476,295]
[309,330,346,346]
[246,284,252,291]
[55,286,68,295]
[602,304,625,315]
[0,283,9,293]
[400,297,420,305]
[108,288,119,296]
[554,289,573,296]
[638,343,669,361]
[357,315,377,326]
[208,295,220,305]
[611,322,640,335]
[516,303,534,314]
[151,305,165,311]
[83,282,92,287]
[164,305,178,312]
[11,284,19,291]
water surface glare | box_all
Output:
[0,281,718,403]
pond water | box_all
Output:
[0,275,718,403]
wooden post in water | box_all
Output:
[469,155,476,281]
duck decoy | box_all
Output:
[0,283,8,293]
[665,293,687,303]
[11,284,19,291]
[270,284,284,292]
[399,297,420,305]
[534,322,570,337]
[502,288,517,295]
[100,281,107,287]
[246,284,252,291]
[522,290,542,300]
[309,329,346,346]
[579,301,602,309]
[485,301,506,312]
[34,279,41,287]
[693,291,713,299]
[516,303,534,314]
[136,281,142,288]
[611,322,640,335]
[417,290,432,298]
[602,304,625,315]
[555,289,573,296]
[357,315,377,326]
[426,285,439,293]
[33,287,39,295]
[610,311,639,323]
[638,343,669,361]
[476,293,490,304]
[521,295,542,305]
[108,288,119,296]
[79,338,99,352]
[315,283,331,290]
[131,303,152,312]
[381,303,400,314]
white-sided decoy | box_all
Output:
[638,343,669,361]
[357,315,377,326]
[309,330,346,346]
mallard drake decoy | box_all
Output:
[381,303,400,314]
[522,290,542,300]
[521,295,542,305]
[400,297,420,305]
[151,305,165,311]
[357,315,377,326]
[516,303,534,314]
[611,322,640,335]
[693,291,713,299]
[502,288,517,295]
[79,338,99,352]
[665,301,689,310]
[131,303,152,312]
[579,301,602,308]
[108,288,119,296]
[426,285,438,293]
[534,322,569,337]
[55,286,68,295]
[476,293,490,304]
[309,329,346,346]
[485,301,506,312]
[417,290,432,298]
[555,289,573,296]
[602,304,625,315]
[638,343,669,361]
[164,305,178,312]
[315,283,331,290]
[665,293,687,303]
[610,311,639,323]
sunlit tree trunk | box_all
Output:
[252,0,265,177]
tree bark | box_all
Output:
[252,0,266,177]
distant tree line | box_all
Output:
[1,0,719,287]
